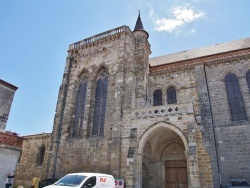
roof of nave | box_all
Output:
[149,37,250,67]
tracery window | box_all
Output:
[36,144,45,165]
[153,89,162,106]
[225,73,247,122]
[72,76,88,137]
[92,69,108,136]
[167,86,177,104]
[246,70,250,91]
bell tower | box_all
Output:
[133,11,151,107]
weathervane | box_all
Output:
[138,10,140,16]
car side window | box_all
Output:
[83,176,96,187]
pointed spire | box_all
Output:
[133,10,149,39]
[134,10,144,31]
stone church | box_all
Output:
[15,14,250,188]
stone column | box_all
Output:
[134,154,143,188]
[195,64,220,187]
[125,128,137,188]
[188,123,201,188]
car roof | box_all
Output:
[66,172,113,177]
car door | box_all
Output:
[82,176,97,188]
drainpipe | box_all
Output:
[203,64,222,188]
[52,56,74,178]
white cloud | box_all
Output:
[173,7,204,22]
[149,9,154,18]
[154,6,205,33]
[155,18,184,32]
[145,2,154,18]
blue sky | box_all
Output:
[1,0,249,136]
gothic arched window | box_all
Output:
[73,76,88,137]
[167,87,177,104]
[153,89,162,106]
[92,69,108,136]
[225,73,246,122]
[36,144,45,165]
[246,70,250,91]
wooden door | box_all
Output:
[165,160,187,188]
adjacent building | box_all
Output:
[0,80,23,187]
[0,79,18,130]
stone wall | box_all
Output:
[205,57,250,187]
[216,125,250,185]
[14,133,51,187]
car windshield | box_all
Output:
[55,174,86,186]
[231,180,250,186]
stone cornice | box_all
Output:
[68,26,133,52]
[150,48,250,73]
[0,79,18,91]
[23,133,51,140]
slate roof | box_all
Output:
[133,12,149,39]
[134,13,144,31]
[149,37,250,67]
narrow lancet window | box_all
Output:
[167,87,177,104]
[92,69,109,136]
[246,70,250,92]
[225,73,246,122]
[36,144,45,165]
[73,76,88,137]
[153,89,162,106]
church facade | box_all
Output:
[16,15,250,188]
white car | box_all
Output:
[44,173,115,188]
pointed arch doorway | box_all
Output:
[137,122,189,188]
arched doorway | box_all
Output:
[137,122,189,188]
[163,142,187,188]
